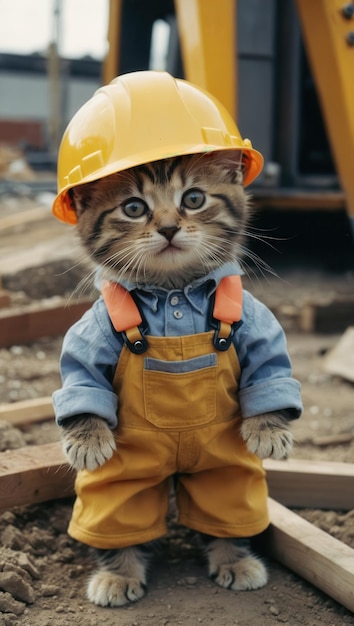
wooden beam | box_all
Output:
[0,409,352,509]
[266,498,354,613]
[301,300,354,334]
[0,298,93,347]
[0,206,50,232]
[264,458,354,510]
[252,188,345,212]
[0,443,75,511]
[0,290,10,308]
[0,397,54,426]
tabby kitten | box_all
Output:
[60,151,293,607]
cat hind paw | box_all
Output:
[87,571,147,607]
[211,556,268,591]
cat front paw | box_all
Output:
[61,415,116,471]
[241,413,293,460]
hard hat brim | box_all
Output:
[52,144,263,224]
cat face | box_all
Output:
[70,151,248,289]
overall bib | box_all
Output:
[68,277,269,549]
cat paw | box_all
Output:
[211,555,268,591]
[206,538,268,591]
[241,414,293,460]
[61,415,116,471]
[87,571,147,607]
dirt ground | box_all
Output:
[0,193,354,625]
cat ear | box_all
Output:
[205,150,244,184]
[68,188,78,210]
[68,186,87,217]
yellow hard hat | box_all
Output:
[52,70,263,224]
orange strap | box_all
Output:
[102,275,243,332]
[213,275,243,324]
[101,280,143,332]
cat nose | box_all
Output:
[158,226,181,241]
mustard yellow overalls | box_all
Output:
[68,277,269,549]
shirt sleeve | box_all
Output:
[235,290,302,420]
[52,298,123,428]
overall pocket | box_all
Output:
[143,353,217,428]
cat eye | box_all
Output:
[182,189,205,210]
[122,198,148,218]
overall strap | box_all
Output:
[101,280,147,353]
[214,275,243,324]
[211,275,243,351]
[102,275,243,353]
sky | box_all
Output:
[0,0,109,59]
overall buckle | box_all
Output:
[123,326,148,354]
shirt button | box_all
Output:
[173,310,183,319]
[170,296,179,306]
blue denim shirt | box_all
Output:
[53,261,302,427]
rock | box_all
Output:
[26,527,56,556]
[269,605,280,616]
[0,512,16,525]
[185,576,197,585]
[3,563,30,580]
[15,552,40,579]
[0,571,35,604]
[0,591,25,616]
[41,584,60,597]
[0,421,26,451]
[1,526,26,550]
[0,616,17,626]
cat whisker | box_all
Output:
[192,243,226,273]
[242,228,285,253]
[103,242,149,283]
[240,246,278,275]
[238,247,279,284]
[68,271,98,302]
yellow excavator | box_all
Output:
[103,0,354,237]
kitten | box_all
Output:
[57,151,297,607]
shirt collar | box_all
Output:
[98,261,243,314]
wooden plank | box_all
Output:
[264,458,354,510]
[312,433,354,447]
[301,300,354,334]
[0,429,352,510]
[0,443,75,511]
[266,498,354,613]
[251,188,345,211]
[0,290,10,308]
[0,397,54,426]
[0,442,352,512]
[0,206,49,232]
[0,298,93,347]
[0,408,352,507]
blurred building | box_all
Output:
[0,52,101,165]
